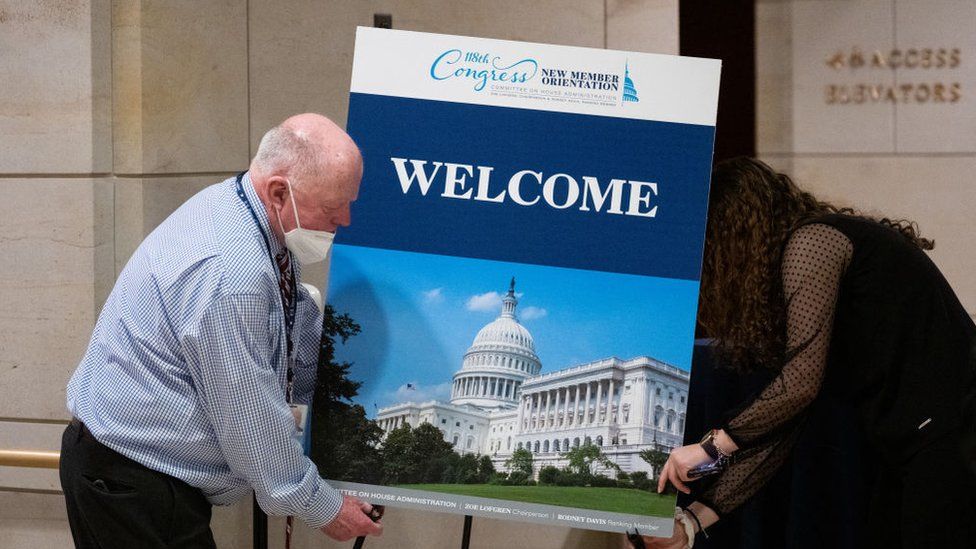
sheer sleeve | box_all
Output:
[700,223,853,515]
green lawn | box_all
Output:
[394,484,677,517]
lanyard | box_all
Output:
[234,172,298,402]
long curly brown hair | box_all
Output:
[699,157,933,373]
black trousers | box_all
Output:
[59,419,217,548]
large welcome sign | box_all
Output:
[321,27,720,536]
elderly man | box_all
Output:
[60,113,382,547]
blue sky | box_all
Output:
[327,245,700,416]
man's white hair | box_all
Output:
[253,124,326,187]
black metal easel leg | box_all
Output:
[626,528,646,549]
[461,515,473,549]
[253,495,268,549]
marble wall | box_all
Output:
[0,1,678,548]
[757,0,976,315]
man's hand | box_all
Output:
[656,443,710,494]
[319,495,383,542]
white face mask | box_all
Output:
[276,180,335,265]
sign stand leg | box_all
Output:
[253,496,268,549]
[461,515,473,549]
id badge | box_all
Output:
[290,403,311,456]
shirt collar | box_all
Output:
[241,171,287,259]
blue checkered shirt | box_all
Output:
[66,173,343,528]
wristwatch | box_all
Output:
[699,429,731,461]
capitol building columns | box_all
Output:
[515,378,633,436]
[584,383,593,425]
[593,381,603,426]
[516,394,526,430]
[451,374,526,402]
[616,380,625,424]
[573,385,581,425]
[634,378,650,425]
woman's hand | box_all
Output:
[656,443,711,494]
[638,520,690,549]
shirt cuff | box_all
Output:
[300,480,345,529]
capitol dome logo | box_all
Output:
[622,61,640,103]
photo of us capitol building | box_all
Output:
[376,280,690,476]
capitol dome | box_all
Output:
[470,315,536,352]
[451,279,541,409]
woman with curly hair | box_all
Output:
[644,157,976,549]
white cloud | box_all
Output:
[422,287,444,303]
[520,306,548,320]
[466,291,502,312]
[386,381,453,404]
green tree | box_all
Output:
[310,306,383,484]
[505,447,534,476]
[488,472,509,485]
[456,453,481,484]
[555,469,583,486]
[477,455,496,483]
[379,424,416,484]
[440,452,461,483]
[629,471,652,490]
[379,422,455,484]
[561,443,620,479]
[325,403,384,484]
[507,470,530,485]
[412,423,456,483]
[639,448,670,480]
[538,466,560,485]
[590,474,617,487]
